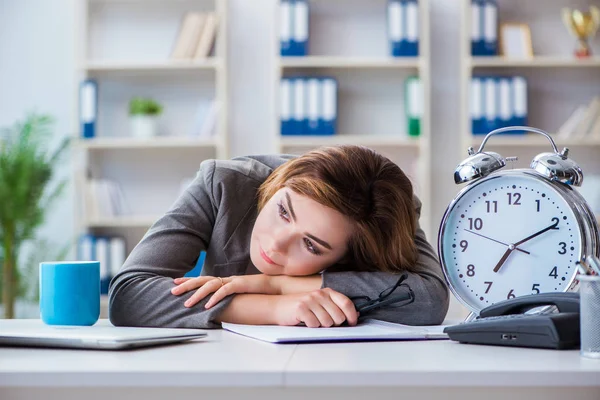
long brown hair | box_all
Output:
[257,145,419,273]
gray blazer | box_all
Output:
[108,155,449,329]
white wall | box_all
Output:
[0,0,465,317]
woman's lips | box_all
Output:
[260,247,276,265]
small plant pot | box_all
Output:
[130,115,159,138]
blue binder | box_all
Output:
[79,79,97,139]
[388,1,402,56]
[319,78,337,136]
[77,234,95,262]
[291,0,309,56]
[388,0,419,57]
[307,78,320,134]
[483,77,498,134]
[280,1,293,56]
[471,0,484,56]
[471,77,485,134]
[512,76,528,127]
[94,236,111,295]
[292,77,307,134]
[481,0,498,56]
[280,78,293,135]
[497,77,511,130]
[400,0,419,56]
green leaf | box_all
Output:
[0,112,70,308]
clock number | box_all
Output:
[551,217,560,227]
[558,242,567,255]
[466,264,475,277]
[484,281,493,294]
[532,283,540,294]
[535,199,541,212]
[507,289,516,299]
[468,218,483,230]
[549,266,558,279]
[485,200,498,213]
[459,240,468,252]
[507,192,521,206]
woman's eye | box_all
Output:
[278,202,289,221]
[304,238,321,256]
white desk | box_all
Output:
[1,319,599,400]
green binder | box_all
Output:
[404,76,422,137]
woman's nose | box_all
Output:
[270,227,292,252]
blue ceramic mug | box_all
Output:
[39,261,100,326]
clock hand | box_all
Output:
[514,220,560,247]
[493,245,516,273]
[464,229,530,255]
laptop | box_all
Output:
[0,320,207,350]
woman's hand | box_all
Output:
[171,274,279,308]
[274,289,359,328]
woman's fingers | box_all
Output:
[173,277,191,284]
[309,302,335,327]
[319,295,349,326]
[205,282,236,309]
[328,289,359,326]
[296,302,320,328]
[171,276,212,295]
[184,279,223,308]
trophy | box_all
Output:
[562,6,600,58]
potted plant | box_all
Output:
[129,97,163,138]
[0,113,69,319]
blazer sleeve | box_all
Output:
[321,198,450,325]
[108,160,234,329]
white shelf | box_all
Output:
[77,136,217,150]
[279,56,421,69]
[273,0,433,237]
[469,56,600,68]
[469,134,600,147]
[84,59,223,72]
[280,135,421,148]
[87,216,159,228]
[74,0,229,256]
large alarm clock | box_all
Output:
[438,126,599,318]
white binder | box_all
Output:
[307,78,320,134]
[293,78,306,134]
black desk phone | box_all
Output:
[444,292,580,350]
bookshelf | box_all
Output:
[273,0,433,238]
[73,0,228,287]
[459,0,600,167]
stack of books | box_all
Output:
[556,97,600,139]
[471,76,528,135]
[388,0,419,57]
[82,178,130,220]
[471,0,498,56]
[280,77,337,135]
[188,99,220,138]
[170,11,219,60]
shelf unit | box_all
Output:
[73,0,228,251]
[459,0,600,164]
[273,0,433,237]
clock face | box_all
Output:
[439,171,583,313]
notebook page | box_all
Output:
[222,319,449,343]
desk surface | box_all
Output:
[1,319,599,388]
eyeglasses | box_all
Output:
[350,273,415,315]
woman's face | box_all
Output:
[250,188,354,276]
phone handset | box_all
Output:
[479,292,580,318]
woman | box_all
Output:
[108,146,449,329]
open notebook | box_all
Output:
[222,319,450,344]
